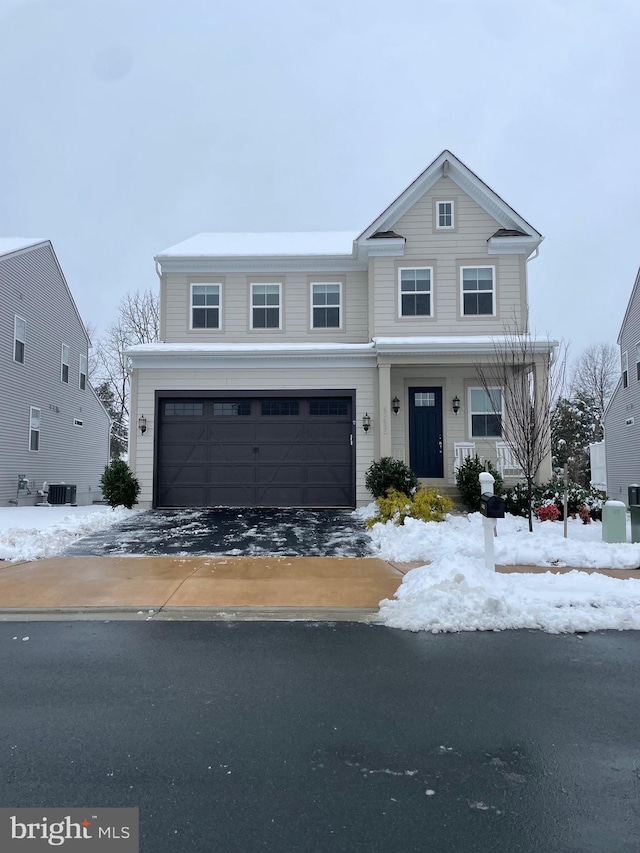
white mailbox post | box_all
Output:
[479,471,496,572]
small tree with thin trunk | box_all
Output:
[474,329,566,531]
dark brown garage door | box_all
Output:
[156,395,355,508]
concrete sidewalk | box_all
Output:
[0,556,637,620]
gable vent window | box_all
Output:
[14,315,25,364]
[61,344,70,383]
[622,351,628,389]
[437,201,454,229]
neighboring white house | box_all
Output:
[0,239,111,506]
[603,267,640,505]
[128,150,553,509]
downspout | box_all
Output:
[523,246,540,332]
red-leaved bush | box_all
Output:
[535,503,561,522]
[577,504,592,525]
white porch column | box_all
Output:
[377,363,392,457]
[534,357,552,483]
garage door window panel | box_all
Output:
[309,399,350,416]
[261,401,300,416]
[212,401,251,416]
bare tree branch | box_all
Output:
[571,342,618,416]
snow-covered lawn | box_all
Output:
[357,507,640,634]
[0,506,139,562]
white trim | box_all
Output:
[73,418,84,427]
[436,200,454,229]
[488,235,540,255]
[79,354,87,391]
[250,282,282,330]
[61,343,70,383]
[13,314,25,364]
[29,406,41,452]
[310,281,343,330]
[468,387,503,439]
[460,265,496,317]
[158,257,367,274]
[397,267,433,318]
[189,282,222,331]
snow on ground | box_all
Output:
[356,508,640,634]
[0,506,139,562]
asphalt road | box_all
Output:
[1,622,639,852]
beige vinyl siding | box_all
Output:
[131,365,375,506]
[372,176,527,336]
[162,270,369,343]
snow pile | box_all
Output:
[0,506,138,562]
[378,555,640,634]
[361,511,640,570]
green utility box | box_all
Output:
[602,500,627,544]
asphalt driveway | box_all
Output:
[65,508,374,558]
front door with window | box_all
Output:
[409,387,444,478]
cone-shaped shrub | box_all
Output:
[100,458,141,509]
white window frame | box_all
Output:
[190,283,222,331]
[397,267,434,318]
[74,418,84,427]
[14,315,25,364]
[29,406,41,452]
[79,354,87,391]
[250,282,282,330]
[636,343,640,382]
[460,266,496,317]
[61,343,70,383]
[310,282,342,329]
[469,387,503,439]
[436,200,454,229]
[622,350,629,389]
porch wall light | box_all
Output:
[392,396,400,415]
[362,413,371,433]
[138,414,147,435]
[452,396,460,415]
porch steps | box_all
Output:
[418,481,466,513]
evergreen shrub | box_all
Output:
[100,458,141,509]
[365,487,452,529]
[365,457,418,499]
[455,455,503,512]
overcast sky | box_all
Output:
[1,0,639,361]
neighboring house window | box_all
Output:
[461,267,495,315]
[79,354,87,390]
[191,284,221,329]
[251,283,281,329]
[470,388,502,437]
[437,201,454,229]
[636,343,640,381]
[399,268,433,317]
[61,344,70,383]
[74,418,83,427]
[622,351,628,388]
[14,315,25,363]
[29,407,41,451]
[311,283,341,328]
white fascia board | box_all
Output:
[373,336,557,356]
[157,257,366,274]
[358,238,406,258]
[487,236,541,255]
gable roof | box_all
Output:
[0,238,48,257]
[616,266,640,345]
[357,150,542,242]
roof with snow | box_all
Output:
[0,238,48,258]
[156,231,359,259]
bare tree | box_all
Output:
[92,289,160,454]
[475,330,567,531]
[571,342,618,429]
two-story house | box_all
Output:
[0,239,111,506]
[603,267,640,504]
[128,150,552,508]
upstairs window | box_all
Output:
[191,284,221,329]
[470,388,502,438]
[251,283,281,329]
[399,268,432,317]
[61,344,70,383]
[622,351,628,388]
[29,406,41,451]
[79,354,87,391]
[636,343,640,381]
[311,283,341,328]
[14,315,25,363]
[437,200,454,229]
[462,266,495,316]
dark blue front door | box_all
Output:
[409,387,444,478]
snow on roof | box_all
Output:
[0,238,48,258]
[127,342,375,355]
[156,231,359,259]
